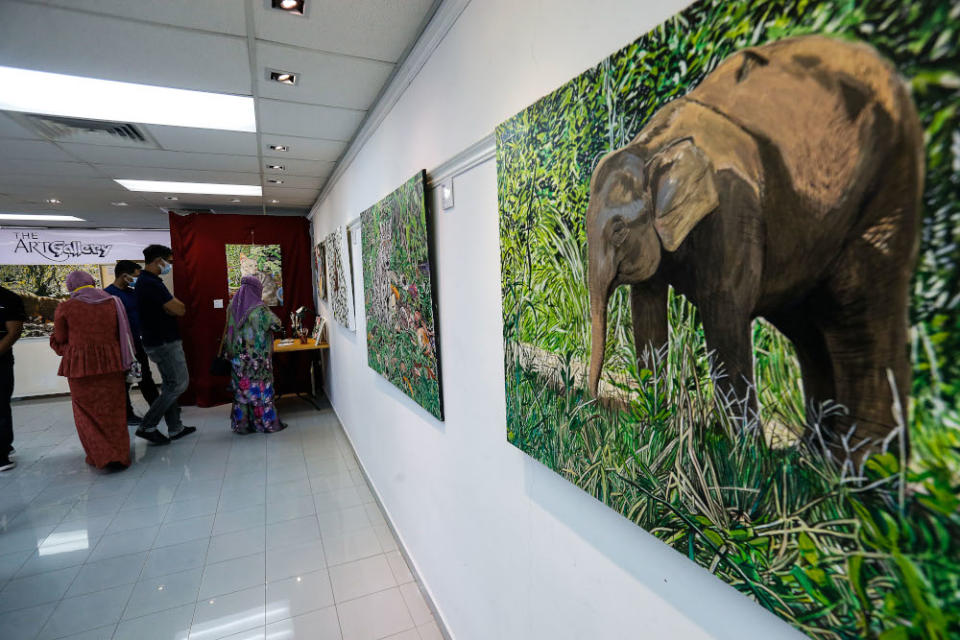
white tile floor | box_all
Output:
[0,397,443,640]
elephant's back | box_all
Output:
[688,35,915,217]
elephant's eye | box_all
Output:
[610,217,628,246]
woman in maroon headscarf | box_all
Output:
[50,271,135,469]
[222,275,285,434]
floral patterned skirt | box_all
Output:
[230,353,282,433]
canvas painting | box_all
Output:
[314,241,326,301]
[497,0,959,636]
[0,264,102,337]
[225,244,283,306]
[361,171,443,420]
[325,226,354,330]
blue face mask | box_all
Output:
[160,260,172,275]
[128,276,138,287]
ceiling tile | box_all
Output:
[261,174,323,190]
[0,175,126,191]
[263,157,335,177]
[263,186,319,204]
[256,42,394,110]
[0,113,41,140]
[0,3,251,94]
[260,136,345,162]
[94,166,259,185]
[253,0,436,62]
[0,140,78,162]
[41,0,247,35]
[61,145,261,172]
[147,126,259,156]
[258,99,364,140]
[0,159,100,176]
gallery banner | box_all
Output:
[0,229,170,265]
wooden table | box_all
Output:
[272,338,329,408]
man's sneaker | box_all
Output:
[135,428,170,445]
[8,446,14,455]
[0,457,15,471]
[169,426,197,441]
[127,415,143,426]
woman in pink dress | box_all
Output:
[50,271,136,470]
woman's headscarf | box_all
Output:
[66,271,135,369]
[227,275,265,340]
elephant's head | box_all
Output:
[586,138,720,396]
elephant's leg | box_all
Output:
[630,280,668,369]
[821,250,913,462]
[700,304,757,429]
[766,309,836,434]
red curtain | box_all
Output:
[169,212,313,407]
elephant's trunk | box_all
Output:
[588,279,611,399]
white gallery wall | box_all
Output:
[311,1,804,638]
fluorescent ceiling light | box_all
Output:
[0,213,85,221]
[115,180,262,196]
[0,66,256,132]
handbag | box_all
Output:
[124,334,142,384]
[210,323,232,376]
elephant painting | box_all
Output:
[586,35,924,460]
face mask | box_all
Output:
[127,276,138,287]
[160,260,172,275]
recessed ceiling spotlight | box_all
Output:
[269,199,280,204]
[267,164,284,171]
[165,196,179,201]
[111,201,128,207]
[44,198,61,204]
[269,144,289,152]
[268,70,299,86]
[230,198,241,203]
[267,178,283,184]
[270,0,306,16]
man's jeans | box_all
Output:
[142,340,189,434]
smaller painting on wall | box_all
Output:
[361,171,443,420]
[314,242,326,301]
[0,264,103,337]
[325,227,354,331]
[225,244,283,306]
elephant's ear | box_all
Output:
[651,139,719,252]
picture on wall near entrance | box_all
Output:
[325,226,354,331]
[361,171,443,420]
[225,244,283,306]
[497,0,959,637]
[0,264,103,337]
[314,241,326,301]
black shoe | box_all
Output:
[169,426,197,441]
[127,415,143,426]
[0,457,15,471]
[104,461,129,472]
[8,446,14,456]
[135,428,170,446]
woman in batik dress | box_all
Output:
[223,275,285,433]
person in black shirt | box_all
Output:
[105,260,160,425]
[0,285,25,471]
[134,244,196,445]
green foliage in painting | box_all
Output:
[361,171,442,420]
[497,0,960,637]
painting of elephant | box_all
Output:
[497,0,959,636]
[586,34,923,460]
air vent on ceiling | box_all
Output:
[13,113,159,148]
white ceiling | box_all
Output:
[0,0,439,228]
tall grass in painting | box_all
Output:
[498,0,960,637]
[361,171,443,420]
